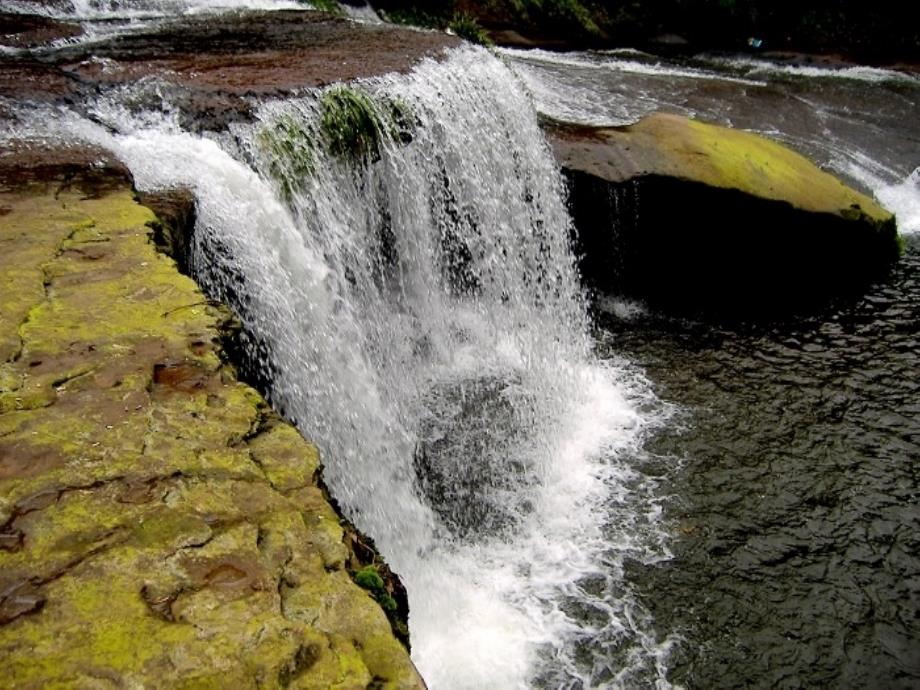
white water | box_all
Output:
[0,0,302,20]
[501,47,766,127]
[4,43,676,687]
[842,163,920,236]
[224,48,675,688]
[703,54,920,86]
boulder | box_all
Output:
[548,113,901,316]
[0,150,424,689]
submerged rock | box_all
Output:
[0,151,424,688]
[549,113,901,316]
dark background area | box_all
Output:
[371,0,920,64]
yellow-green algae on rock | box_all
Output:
[0,167,424,688]
[550,112,895,228]
[549,112,900,315]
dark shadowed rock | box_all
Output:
[0,12,83,49]
[548,113,901,316]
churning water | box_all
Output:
[4,42,676,686]
[508,47,920,687]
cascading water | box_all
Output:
[200,49,673,688]
[0,0,303,19]
[6,43,676,687]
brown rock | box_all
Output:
[549,114,900,316]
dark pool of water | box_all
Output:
[595,238,920,688]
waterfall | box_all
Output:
[6,43,675,688]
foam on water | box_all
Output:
[838,159,920,235]
[507,57,653,127]
[502,47,766,86]
[502,47,764,127]
[705,54,920,86]
[878,171,920,236]
[5,46,676,688]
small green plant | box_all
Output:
[306,0,344,15]
[386,96,417,145]
[386,7,446,28]
[320,86,389,160]
[378,593,398,612]
[449,12,493,45]
[354,564,399,612]
[354,565,386,591]
[257,112,315,202]
[319,86,416,160]
[524,0,600,37]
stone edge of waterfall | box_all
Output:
[0,145,425,689]
[546,113,902,318]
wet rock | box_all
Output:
[548,113,901,316]
[414,375,533,539]
[0,579,45,624]
[0,10,459,131]
[0,160,424,688]
[0,12,83,50]
[137,188,197,272]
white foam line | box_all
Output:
[705,55,920,86]
[501,47,767,87]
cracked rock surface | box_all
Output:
[0,156,424,689]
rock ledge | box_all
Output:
[0,152,423,689]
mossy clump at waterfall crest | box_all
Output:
[448,12,492,45]
[258,89,416,199]
[319,86,415,161]
[257,112,315,202]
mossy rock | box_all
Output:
[0,155,425,689]
[549,113,901,316]
[258,112,316,202]
[320,86,415,161]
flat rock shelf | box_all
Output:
[0,155,424,689]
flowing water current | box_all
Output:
[504,48,920,687]
[3,3,919,687]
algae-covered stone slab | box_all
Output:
[549,113,900,315]
[0,164,424,688]
[551,113,894,221]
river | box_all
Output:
[2,3,918,687]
